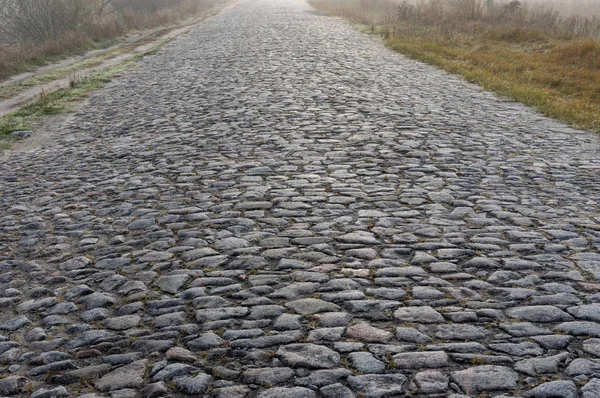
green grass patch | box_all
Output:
[0,39,172,151]
[0,117,27,150]
[12,62,131,120]
[0,117,28,135]
[0,39,145,100]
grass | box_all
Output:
[386,36,600,132]
[0,0,217,81]
[0,31,173,100]
[0,39,172,150]
[0,119,26,150]
[309,0,600,133]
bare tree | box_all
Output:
[397,0,416,21]
[0,0,113,42]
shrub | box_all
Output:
[0,0,111,42]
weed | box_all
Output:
[368,268,376,280]
[0,117,28,136]
[471,356,487,364]
[265,350,277,358]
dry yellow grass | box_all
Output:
[387,37,600,132]
[310,0,600,133]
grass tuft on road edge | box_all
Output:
[0,39,173,151]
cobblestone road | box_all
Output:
[2,0,600,396]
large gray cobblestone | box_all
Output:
[1,0,600,396]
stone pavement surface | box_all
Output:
[2,0,600,396]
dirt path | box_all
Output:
[0,1,236,119]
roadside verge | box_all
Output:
[0,0,236,152]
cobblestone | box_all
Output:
[1,0,600,396]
